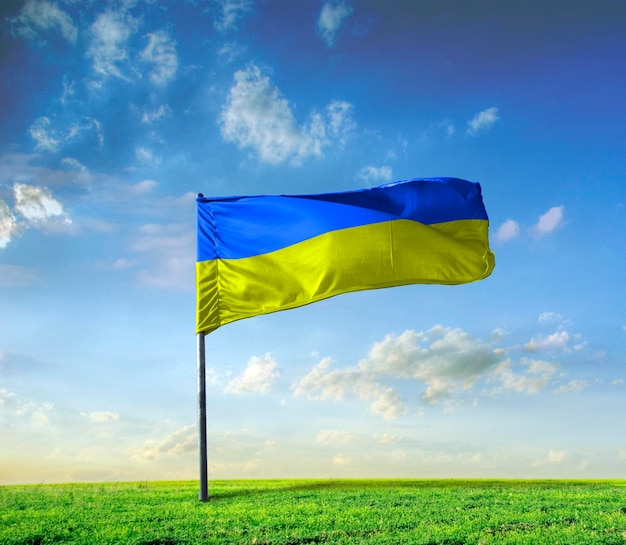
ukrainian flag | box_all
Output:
[196,177,495,334]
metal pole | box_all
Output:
[197,331,208,501]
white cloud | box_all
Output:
[13,183,65,223]
[29,116,103,153]
[10,0,78,43]
[493,219,519,243]
[213,0,253,32]
[220,64,354,165]
[533,449,566,467]
[67,117,104,148]
[132,425,197,461]
[225,354,280,394]
[29,117,61,152]
[141,104,171,124]
[135,146,161,166]
[532,205,565,237]
[492,358,559,394]
[318,0,353,48]
[467,107,500,136]
[612,379,624,386]
[87,10,137,80]
[525,331,570,352]
[538,311,564,325]
[357,165,393,184]
[0,200,16,249]
[294,327,509,417]
[554,380,588,394]
[332,453,350,465]
[81,411,120,423]
[141,31,178,86]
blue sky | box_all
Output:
[1,0,625,485]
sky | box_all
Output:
[1,0,625,485]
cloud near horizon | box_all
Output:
[292,326,567,418]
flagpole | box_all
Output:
[196,331,208,501]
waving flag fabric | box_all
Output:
[196,177,495,334]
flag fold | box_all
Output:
[196,177,495,334]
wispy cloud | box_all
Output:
[29,117,61,152]
[532,205,565,237]
[9,0,78,44]
[225,354,280,394]
[493,219,520,243]
[141,31,178,86]
[132,425,197,461]
[220,64,354,165]
[357,165,393,184]
[467,107,500,136]
[212,0,253,32]
[554,380,589,394]
[87,10,138,80]
[0,264,41,287]
[317,0,353,48]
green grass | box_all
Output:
[1,479,625,544]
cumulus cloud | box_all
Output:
[87,10,137,80]
[213,0,253,31]
[1,182,71,248]
[9,0,77,43]
[294,326,566,417]
[220,64,354,165]
[225,354,280,394]
[13,183,65,223]
[491,358,559,394]
[1,389,54,427]
[294,327,509,417]
[525,331,570,352]
[132,425,197,461]
[0,200,16,249]
[493,219,520,243]
[532,205,565,237]
[141,30,178,86]
[357,165,393,184]
[533,449,566,467]
[467,107,500,136]
[318,0,353,48]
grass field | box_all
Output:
[1,479,625,544]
